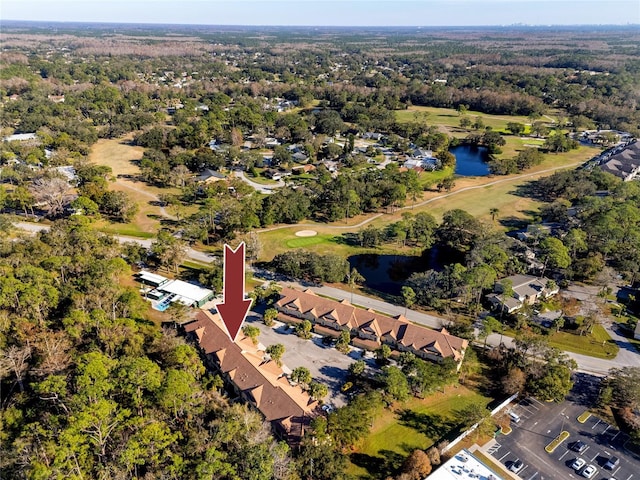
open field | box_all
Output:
[88,135,145,175]
[547,325,619,359]
[88,136,186,236]
[348,386,492,479]
[396,106,539,131]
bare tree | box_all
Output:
[0,345,32,392]
[29,176,72,216]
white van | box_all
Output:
[509,411,521,423]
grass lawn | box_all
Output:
[96,220,156,238]
[88,136,187,235]
[286,235,332,248]
[348,386,491,479]
[396,106,533,131]
[547,325,619,359]
[88,134,144,175]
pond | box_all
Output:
[450,145,491,176]
[348,253,430,296]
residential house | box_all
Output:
[292,152,309,163]
[195,169,226,183]
[3,132,38,143]
[275,288,468,368]
[599,140,640,181]
[362,132,384,141]
[183,310,317,444]
[487,274,559,313]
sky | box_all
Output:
[1,0,639,27]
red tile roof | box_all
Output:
[184,310,317,443]
[276,287,468,362]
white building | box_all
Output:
[426,449,504,480]
[135,271,215,310]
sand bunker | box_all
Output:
[295,230,317,237]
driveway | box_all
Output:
[232,170,283,194]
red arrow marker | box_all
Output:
[217,242,252,342]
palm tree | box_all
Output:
[489,207,499,223]
[347,267,364,303]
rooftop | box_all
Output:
[426,449,504,480]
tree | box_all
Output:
[459,116,472,129]
[348,360,366,378]
[455,402,495,439]
[401,286,416,316]
[100,190,138,222]
[480,316,502,348]
[489,207,499,223]
[400,449,432,480]
[375,344,392,365]
[266,343,285,366]
[242,325,261,345]
[291,366,312,388]
[347,267,365,303]
[29,176,72,216]
[0,345,32,392]
[604,367,640,411]
[295,319,313,339]
[437,175,455,192]
[71,196,100,216]
[380,366,409,401]
[263,308,278,327]
[436,209,483,257]
[308,381,328,401]
[506,122,525,136]
[472,116,485,130]
[539,236,571,274]
[151,229,188,273]
[501,367,526,395]
[335,329,351,354]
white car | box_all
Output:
[571,458,586,471]
[581,464,597,479]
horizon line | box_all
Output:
[2,19,639,28]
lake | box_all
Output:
[348,253,430,296]
[451,145,490,176]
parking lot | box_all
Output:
[244,314,377,407]
[488,381,640,480]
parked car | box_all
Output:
[604,456,619,470]
[581,464,597,478]
[572,458,586,471]
[509,459,524,473]
[509,411,521,423]
[570,440,588,453]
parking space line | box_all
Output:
[592,419,601,429]
[590,452,598,462]
[498,451,511,461]
[528,396,544,407]
[518,404,535,415]
[559,450,570,461]
[611,431,621,441]
[613,466,621,476]
[527,472,538,480]
[626,475,633,480]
